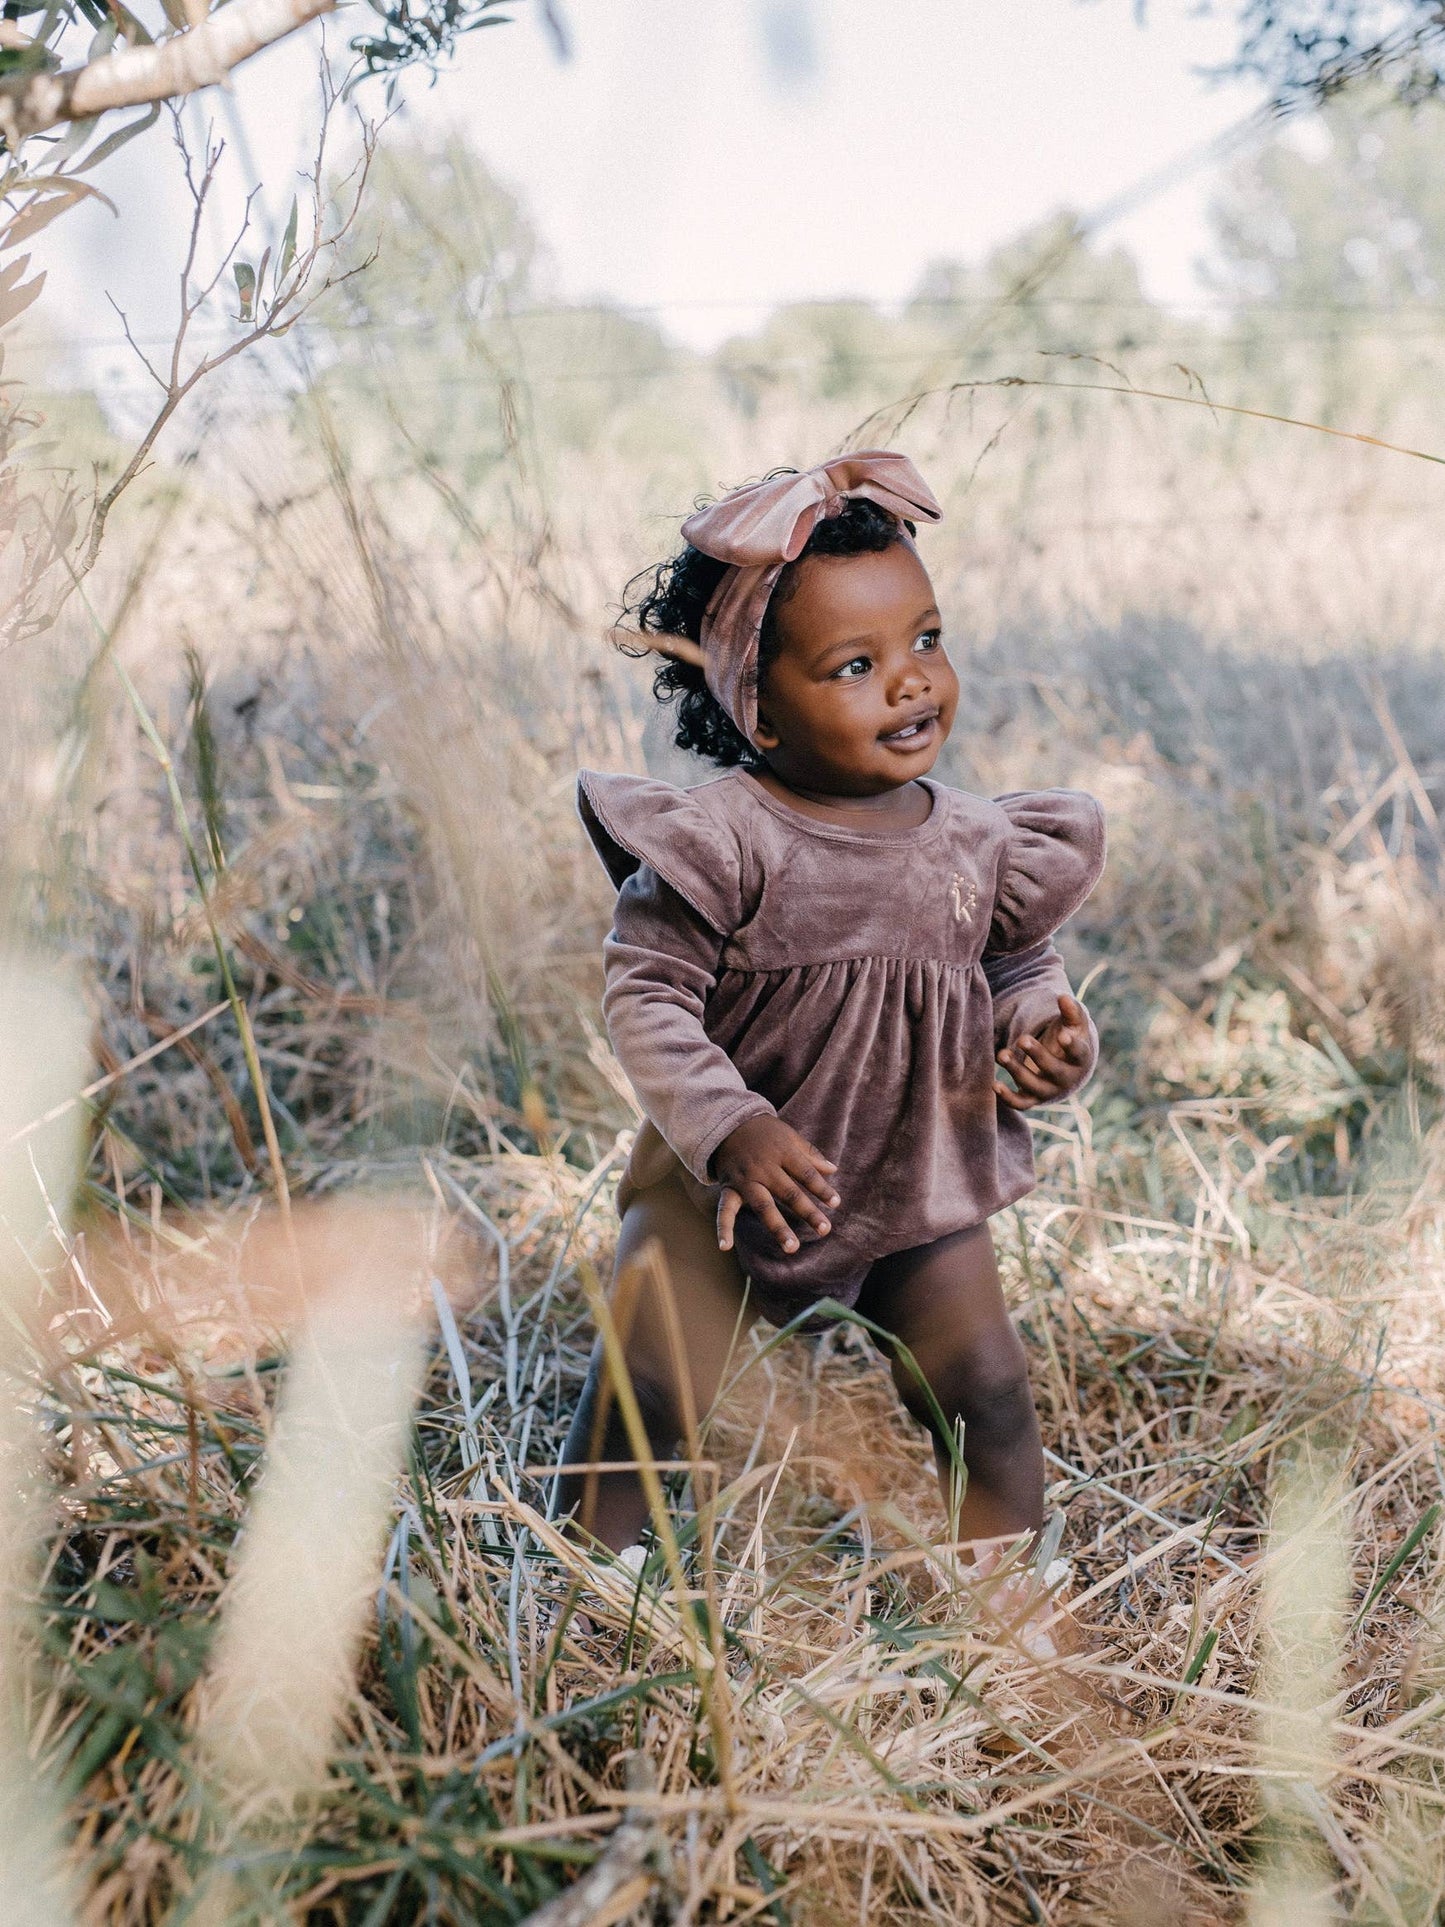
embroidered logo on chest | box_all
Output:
[949,873,977,923]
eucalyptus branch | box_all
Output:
[0,0,336,150]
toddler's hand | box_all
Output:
[995,994,1093,1112]
[713,1116,839,1255]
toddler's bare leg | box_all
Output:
[858,1223,1044,1548]
[555,1175,754,1553]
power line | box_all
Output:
[58,332,1445,412]
[27,290,1445,360]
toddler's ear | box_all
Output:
[752,708,780,751]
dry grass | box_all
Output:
[6,291,1445,1922]
[26,1071,1445,1922]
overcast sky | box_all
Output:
[37,0,1265,380]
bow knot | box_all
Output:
[676,450,942,742]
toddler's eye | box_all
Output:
[914,629,943,653]
[832,656,871,680]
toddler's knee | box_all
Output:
[628,1366,682,1448]
[582,1354,680,1453]
[958,1354,1034,1434]
[895,1337,1033,1441]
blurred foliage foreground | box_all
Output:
[8,91,1445,1927]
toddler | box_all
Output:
[557,453,1104,1564]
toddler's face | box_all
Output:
[752,540,958,796]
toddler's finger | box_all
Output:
[1015,1035,1069,1081]
[1058,993,1087,1027]
[994,1080,1035,1111]
[716,1188,742,1251]
[743,1181,800,1254]
[789,1156,841,1211]
[1059,1021,1093,1063]
[998,1044,1049,1087]
[771,1171,831,1236]
[998,1053,1056,1100]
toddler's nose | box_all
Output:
[889,664,929,702]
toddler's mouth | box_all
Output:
[879,708,939,749]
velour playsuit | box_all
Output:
[579,767,1105,1326]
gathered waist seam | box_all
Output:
[717,955,982,976]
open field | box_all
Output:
[7,126,1445,1920]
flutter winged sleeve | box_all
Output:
[983,789,1106,1071]
[578,772,774,1182]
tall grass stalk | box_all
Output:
[0,956,87,1925]
[67,567,296,1228]
[1250,1443,1352,1925]
[190,1204,430,1915]
[111,654,294,1225]
[575,1250,740,1810]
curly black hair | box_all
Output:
[619,489,911,768]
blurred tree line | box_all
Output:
[301,83,1445,501]
[1226,0,1445,106]
[13,0,1445,617]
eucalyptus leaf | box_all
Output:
[0,42,53,75]
[48,112,101,167]
[76,102,162,175]
[349,0,513,75]
[6,180,115,245]
[277,195,299,287]
[0,269,45,328]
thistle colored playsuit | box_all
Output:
[579,768,1105,1326]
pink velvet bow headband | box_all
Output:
[678,450,943,742]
